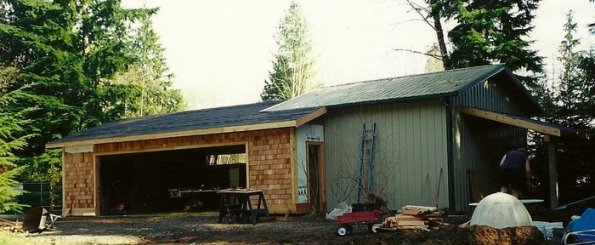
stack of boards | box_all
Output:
[379,205,445,231]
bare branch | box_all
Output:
[405,0,436,31]
[390,18,430,28]
[394,48,443,60]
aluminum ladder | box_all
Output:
[355,122,377,203]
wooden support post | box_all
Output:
[544,135,558,209]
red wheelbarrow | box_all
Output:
[336,210,382,236]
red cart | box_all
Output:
[336,210,382,236]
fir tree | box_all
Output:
[112,9,185,118]
[0,0,184,184]
[261,1,319,101]
[0,66,31,212]
[446,0,543,88]
[418,0,543,88]
[549,11,594,128]
[532,11,595,205]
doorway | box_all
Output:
[96,145,247,215]
[307,142,325,213]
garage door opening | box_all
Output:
[98,145,247,215]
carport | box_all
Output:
[461,107,589,208]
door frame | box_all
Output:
[306,141,326,213]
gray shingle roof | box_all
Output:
[265,64,521,111]
[49,102,319,146]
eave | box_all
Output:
[46,107,327,149]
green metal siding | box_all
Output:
[450,77,529,211]
[324,100,449,210]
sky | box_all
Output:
[121,0,595,110]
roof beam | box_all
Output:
[295,107,327,127]
[460,107,561,136]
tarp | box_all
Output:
[568,208,595,241]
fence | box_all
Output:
[20,182,62,211]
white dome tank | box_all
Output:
[470,192,533,228]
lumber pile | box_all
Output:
[380,205,445,231]
[0,218,22,232]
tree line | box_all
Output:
[0,0,184,212]
[0,0,592,212]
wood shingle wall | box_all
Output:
[63,152,95,215]
[62,128,298,216]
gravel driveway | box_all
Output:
[4,212,356,244]
[2,211,547,244]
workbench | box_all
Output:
[217,188,270,224]
[168,188,220,210]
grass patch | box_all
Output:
[0,231,36,245]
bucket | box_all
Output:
[533,221,563,241]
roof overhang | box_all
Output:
[46,107,327,149]
[460,107,588,138]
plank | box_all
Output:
[402,205,437,212]
[401,205,437,216]
[460,107,561,136]
[393,214,423,221]
[397,225,430,231]
[397,220,426,226]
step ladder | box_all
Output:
[356,123,377,203]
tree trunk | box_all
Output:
[432,13,450,70]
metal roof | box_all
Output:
[48,102,320,147]
[265,64,535,111]
[47,64,542,147]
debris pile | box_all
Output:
[380,205,445,231]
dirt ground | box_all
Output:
[0,211,548,245]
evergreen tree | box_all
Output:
[532,11,595,205]
[578,50,594,118]
[0,0,83,155]
[112,9,185,118]
[0,1,184,183]
[446,0,543,88]
[548,11,594,128]
[261,1,319,101]
[556,11,590,125]
[418,0,543,88]
[0,66,30,212]
[579,0,595,122]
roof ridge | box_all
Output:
[326,64,504,88]
[153,101,279,117]
[178,101,279,114]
